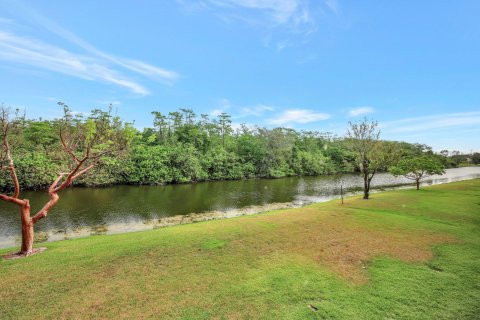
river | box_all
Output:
[1,167,479,249]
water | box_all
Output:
[1,167,479,249]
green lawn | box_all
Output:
[1,180,479,319]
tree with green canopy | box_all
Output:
[472,152,480,165]
[389,156,445,190]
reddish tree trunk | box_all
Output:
[3,164,93,256]
[20,201,33,254]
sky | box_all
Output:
[0,0,479,152]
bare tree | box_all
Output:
[1,104,131,257]
[346,119,398,199]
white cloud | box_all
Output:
[217,98,232,108]
[179,1,340,50]
[207,0,303,24]
[348,106,375,117]
[268,109,330,125]
[237,104,274,117]
[231,122,256,131]
[0,31,150,95]
[210,100,274,118]
[31,20,178,83]
[209,98,232,116]
[42,97,58,102]
[210,109,226,117]
[97,99,122,106]
[17,2,180,83]
[185,0,339,36]
[117,59,179,82]
[381,111,480,133]
[0,3,179,94]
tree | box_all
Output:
[450,151,467,166]
[346,119,399,199]
[23,120,58,155]
[179,108,196,125]
[389,156,445,190]
[471,152,480,165]
[151,111,168,143]
[0,105,132,256]
[217,112,232,149]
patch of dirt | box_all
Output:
[2,247,47,260]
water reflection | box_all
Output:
[1,167,479,248]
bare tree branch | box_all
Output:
[0,193,26,206]
[1,108,21,200]
[60,127,81,163]
[31,172,65,224]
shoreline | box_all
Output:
[3,165,479,192]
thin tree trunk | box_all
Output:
[416,179,420,190]
[20,201,33,254]
[363,174,369,199]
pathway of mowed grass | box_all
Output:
[1,179,479,319]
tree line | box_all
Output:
[0,104,461,192]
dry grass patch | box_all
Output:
[227,204,455,283]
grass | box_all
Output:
[1,179,479,319]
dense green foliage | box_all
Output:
[1,179,479,319]
[0,105,134,190]
[0,106,462,190]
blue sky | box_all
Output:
[0,0,479,152]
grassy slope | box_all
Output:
[1,180,479,320]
